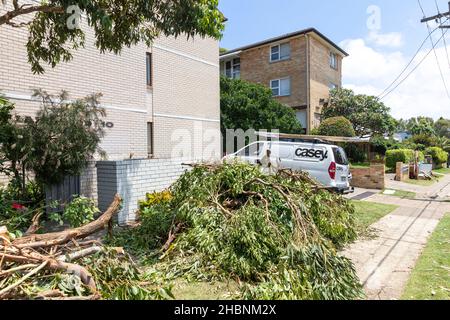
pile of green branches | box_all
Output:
[115,161,363,300]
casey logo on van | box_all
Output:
[294,147,328,161]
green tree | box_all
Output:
[220,76,302,133]
[434,118,450,138]
[322,88,397,137]
[0,92,106,189]
[317,116,355,137]
[407,117,436,136]
[0,0,224,74]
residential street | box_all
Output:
[344,175,450,300]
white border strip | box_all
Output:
[154,113,220,123]
[2,92,148,114]
[153,44,219,68]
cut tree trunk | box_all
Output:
[13,194,122,247]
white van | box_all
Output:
[226,141,354,194]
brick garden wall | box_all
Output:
[350,163,385,190]
[96,158,191,225]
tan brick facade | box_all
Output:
[0,2,221,163]
[220,29,346,133]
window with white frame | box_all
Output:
[270,43,291,62]
[329,52,338,69]
[224,58,240,79]
[271,78,291,97]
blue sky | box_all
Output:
[218,0,450,119]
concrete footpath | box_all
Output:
[343,176,450,300]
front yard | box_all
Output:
[402,213,450,300]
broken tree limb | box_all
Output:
[57,246,103,263]
[12,194,122,248]
[162,223,184,252]
[24,212,44,236]
[0,261,48,298]
[0,264,38,277]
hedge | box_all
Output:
[425,147,448,166]
[386,149,424,169]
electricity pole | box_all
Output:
[420,1,450,28]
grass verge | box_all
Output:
[433,167,450,175]
[402,213,450,300]
[403,177,442,187]
[351,200,398,237]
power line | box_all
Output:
[377,20,447,99]
[417,0,450,100]
[379,28,449,101]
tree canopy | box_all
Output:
[322,88,397,137]
[0,0,224,73]
[0,91,106,187]
[220,76,302,134]
[318,117,356,137]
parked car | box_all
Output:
[225,141,354,194]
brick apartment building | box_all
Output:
[0,2,221,205]
[220,28,348,133]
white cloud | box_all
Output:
[340,37,450,120]
[367,31,404,48]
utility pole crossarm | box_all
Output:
[420,1,450,23]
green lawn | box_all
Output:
[352,200,398,236]
[433,167,450,175]
[382,189,416,199]
[171,280,239,300]
[403,176,443,187]
[402,213,450,300]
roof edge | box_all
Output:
[220,28,348,57]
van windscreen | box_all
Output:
[332,147,349,165]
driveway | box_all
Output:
[343,175,450,300]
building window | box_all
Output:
[147,122,154,157]
[271,78,291,97]
[270,43,291,62]
[224,58,240,79]
[329,82,338,90]
[329,52,338,69]
[146,53,152,87]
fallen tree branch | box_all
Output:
[0,261,48,298]
[0,264,38,277]
[57,246,103,263]
[24,212,44,236]
[13,194,122,248]
[162,223,184,252]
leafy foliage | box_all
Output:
[83,249,174,300]
[385,149,424,169]
[407,117,436,136]
[49,196,99,228]
[434,118,450,138]
[220,77,303,134]
[1,0,224,74]
[317,116,356,137]
[0,181,45,236]
[425,147,448,166]
[114,162,363,300]
[323,88,397,137]
[0,93,106,187]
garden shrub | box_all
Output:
[49,196,99,228]
[385,149,424,169]
[317,116,356,137]
[425,147,448,167]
